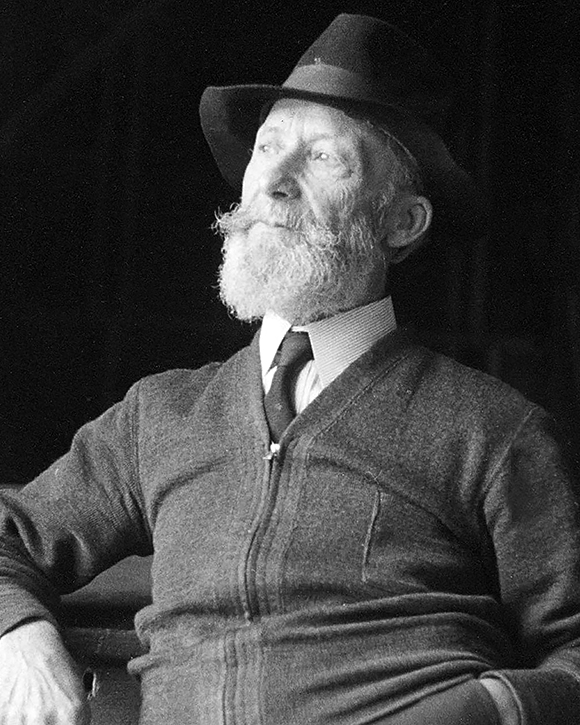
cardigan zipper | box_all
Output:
[264,442,280,461]
[242,443,281,621]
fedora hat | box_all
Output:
[199,14,487,239]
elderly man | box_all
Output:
[1,13,579,725]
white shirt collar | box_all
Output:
[259,297,397,389]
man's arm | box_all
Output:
[0,380,152,721]
[0,380,152,637]
[0,620,90,725]
[480,408,580,724]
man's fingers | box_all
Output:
[0,620,91,725]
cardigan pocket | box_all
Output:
[362,489,477,596]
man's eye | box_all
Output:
[312,150,344,169]
[256,143,273,154]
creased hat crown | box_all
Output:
[286,13,453,127]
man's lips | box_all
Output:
[252,220,295,230]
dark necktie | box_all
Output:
[264,331,313,442]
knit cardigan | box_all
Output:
[1,331,580,725]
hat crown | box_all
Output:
[285,14,453,127]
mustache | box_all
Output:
[213,202,327,237]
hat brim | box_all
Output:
[199,83,488,240]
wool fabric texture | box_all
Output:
[1,331,580,724]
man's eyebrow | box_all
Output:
[256,124,283,136]
[309,133,343,143]
[257,125,350,142]
[262,128,355,151]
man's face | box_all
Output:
[241,98,393,229]
[215,98,400,324]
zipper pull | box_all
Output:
[263,442,280,460]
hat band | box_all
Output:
[283,63,376,103]
[283,63,448,121]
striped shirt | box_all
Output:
[260,297,397,414]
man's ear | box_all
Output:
[383,195,433,264]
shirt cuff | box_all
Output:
[479,676,520,725]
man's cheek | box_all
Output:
[240,168,261,204]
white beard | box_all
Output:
[214,200,389,325]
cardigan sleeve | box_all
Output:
[0,380,153,638]
[482,407,580,724]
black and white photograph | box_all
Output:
[1,2,579,723]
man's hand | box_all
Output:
[0,619,90,724]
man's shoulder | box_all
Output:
[129,342,255,410]
[139,363,224,396]
[400,342,540,428]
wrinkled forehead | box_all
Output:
[260,98,385,145]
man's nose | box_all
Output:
[261,160,301,201]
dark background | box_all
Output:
[1,0,579,485]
